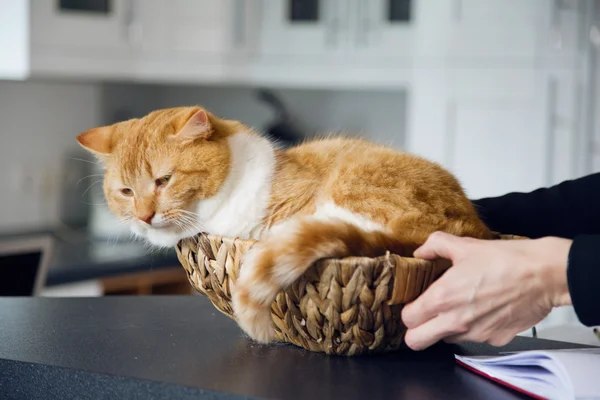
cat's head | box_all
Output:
[77,106,237,247]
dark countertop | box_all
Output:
[0,296,594,400]
[0,228,180,286]
[46,235,179,286]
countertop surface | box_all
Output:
[0,296,593,400]
[46,235,179,285]
[0,229,180,286]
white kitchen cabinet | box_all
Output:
[134,0,256,82]
[1,0,136,80]
[546,69,581,185]
[345,0,465,62]
[444,0,540,64]
[0,0,29,80]
[31,0,133,52]
[138,0,252,57]
[255,0,350,58]
[25,0,136,79]
[449,94,547,199]
[349,0,542,65]
[251,0,560,72]
[1,0,589,95]
[345,0,414,59]
[536,0,586,68]
[407,68,581,200]
[4,0,252,81]
[254,0,419,61]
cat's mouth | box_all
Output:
[141,212,200,233]
[149,219,173,229]
[129,210,202,243]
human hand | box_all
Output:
[401,232,573,350]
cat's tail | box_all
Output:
[232,216,420,343]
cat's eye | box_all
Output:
[155,175,171,187]
[120,188,133,196]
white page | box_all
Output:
[455,348,600,400]
[456,353,570,400]
[544,351,600,399]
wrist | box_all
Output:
[535,237,572,307]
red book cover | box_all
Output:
[455,359,546,400]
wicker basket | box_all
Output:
[176,232,524,356]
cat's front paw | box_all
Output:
[232,246,277,343]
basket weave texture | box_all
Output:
[176,232,523,356]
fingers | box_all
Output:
[413,231,460,261]
[403,232,486,351]
[404,314,468,351]
[401,282,448,330]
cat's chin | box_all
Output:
[130,225,187,249]
[144,230,181,248]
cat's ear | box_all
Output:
[76,126,114,158]
[175,109,212,143]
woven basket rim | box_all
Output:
[178,231,524,261]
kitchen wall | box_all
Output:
[159,85,407,147]
[101,83,407,146]
[0,80,406,232]
[0,79,101,231]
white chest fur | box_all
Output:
[195,132,276,240]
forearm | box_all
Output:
[472,173,600,239]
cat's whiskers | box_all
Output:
[179,213,202,227]
[81,179,104,197]
[178,216,201,232]
[177,215,204,234]
[179,209,202,218]
[174,210,203,224]
[172,219,185,231]
[81,201,108,206]
[75,174,105,187]
[69,157,100,165]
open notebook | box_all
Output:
[455,348,600,400]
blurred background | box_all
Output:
[0,0,599,343]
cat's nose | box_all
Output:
[139,212,155,225]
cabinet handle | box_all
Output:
[356,0,371,46]
[550,0,578,50]
[124,0,142,46]
[591,25,600,49]
[233,0,246,48]
[326,0,341,47]
[453,0,462,22]
[123,0,133,43]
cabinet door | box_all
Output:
[449,70,581,199]
[30,0,133,51]
[0,0,29,79]
[536,0,585,68]
[139,0,240,56]
[546,70,581,185]
[450,99,547,199]
[347,0,416,59]
[445,0,541,63]
[408,69,566,200]
[349,0,543,64]
[256,0,349,58]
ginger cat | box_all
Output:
[77,106,492,343]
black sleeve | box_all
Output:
[471,172,600,327]
[471,172,600,240]
[566,235,600,327]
